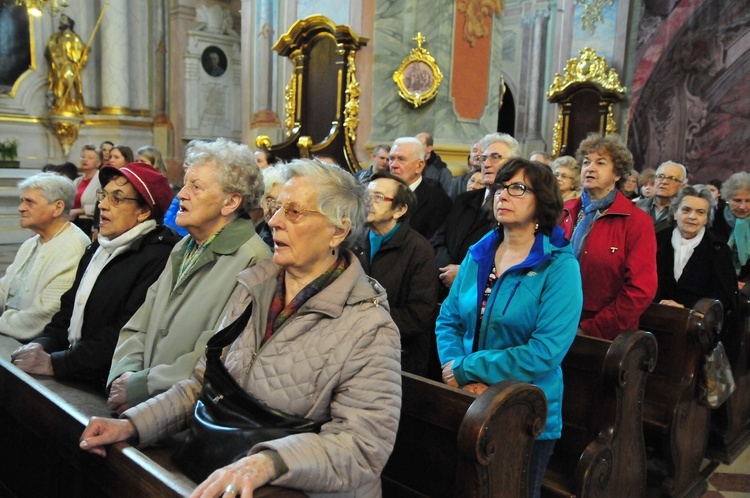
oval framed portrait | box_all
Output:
[393,42,443,109]
[201,46,227,78]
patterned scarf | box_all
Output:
[571,188,618,258]
[262,254,348,345]
[176,228,224,288]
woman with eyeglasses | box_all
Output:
[551,155,580,202]
[105,138,271,414]
[10,163,178,388]
[81,159,401,497]
[436,158,582,498]
[564,133,657,340]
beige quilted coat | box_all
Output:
[125,254,402,497]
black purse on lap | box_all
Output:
[172,302,327,483]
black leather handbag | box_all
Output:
[173,302,327,482]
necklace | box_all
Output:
[44,221,70,243]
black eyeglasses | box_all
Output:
[267,200,322,222]
[96,188,140,206]
[477,152,504,164]
[491,182,535,197]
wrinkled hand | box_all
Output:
[11,343,53,376]
[108,371,133,413]
[190,453,275,498]
[441,360,459,388]
[79,416,137,458]
[659,299,684,308]
[462,382,489,395]
[438,265,459,289]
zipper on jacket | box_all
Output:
[244,351,258,376]
[502,280,522,315]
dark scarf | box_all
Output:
[262,254,348,345]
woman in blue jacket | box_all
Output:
[436,158,583,498]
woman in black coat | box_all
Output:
[655,186,737,322]
[11,163,179,389]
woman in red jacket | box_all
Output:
[563,133,657,340]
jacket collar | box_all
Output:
[470,225,573,271]
[239,251,390,320]
[600,191,634,217]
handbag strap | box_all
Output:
[206,301,255,353]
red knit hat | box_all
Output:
[99,162,173,219]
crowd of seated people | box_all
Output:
[0,129,747,497]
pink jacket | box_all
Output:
[564,192,658,340]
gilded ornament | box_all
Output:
[456,0,504,47]
[605,103,618,135]
[393,32,443,109]
[551,106,564,160]
[343,52,360,143]
[575,0,614,36]
[255,135,272,149]
[283,73,297,137]
[546,47,626,99]
[49,115,81,156]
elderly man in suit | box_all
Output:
[389,137,452,242]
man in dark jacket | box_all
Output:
[416,132,452,195]
[353,172,439,377]
[389,137,452,242]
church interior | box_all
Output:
[0,0,750,496]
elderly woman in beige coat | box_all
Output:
[81,159,401,498]
[105,138,271,414]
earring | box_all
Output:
[534,222,539,232]
[331,248,336,256]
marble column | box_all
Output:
[100,0,130,114]
[128,1,150,114]
[526,9,550,141]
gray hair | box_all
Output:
[479,132,520,158]
[184,137,264,216]
[18,172,76,217]
[392,137,426,161]
[136,146,168,176]
[656,161,687,182]
[261,163,288,195]
[721,172,750,200]
[671,184,716,227]
[551,156,581,190]
[281,159,367,249]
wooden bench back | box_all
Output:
[383,373,546,498]
[543,330,657,498]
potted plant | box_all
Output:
[0,138,19,168]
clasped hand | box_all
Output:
[108,371,132,414]
[10,343,53,376]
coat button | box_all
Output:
[159,329,168,337]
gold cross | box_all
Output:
[413,32,426,49]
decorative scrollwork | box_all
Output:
[575,0,614,35]
[456,0,504,47]
[551,106,564,159]
[343,51,360,143]
[283,73,297,137]
[49,115,81,156]
[547,47,626,99]
[605,103,618,135]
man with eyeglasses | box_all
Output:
[636,161,687,233]
[352,172,438,376]
[388,137,452,242]
[449,141,483,200]
[433,133,520,296]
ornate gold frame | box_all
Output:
[393,32,443,109]
[1,7,36,99]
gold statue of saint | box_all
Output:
[45,14,89,115]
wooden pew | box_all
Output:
[0,358,306,498]
[709,284,750,463]
[542,330,657,498]
[382,373,547,498]
[639,298,722,498]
